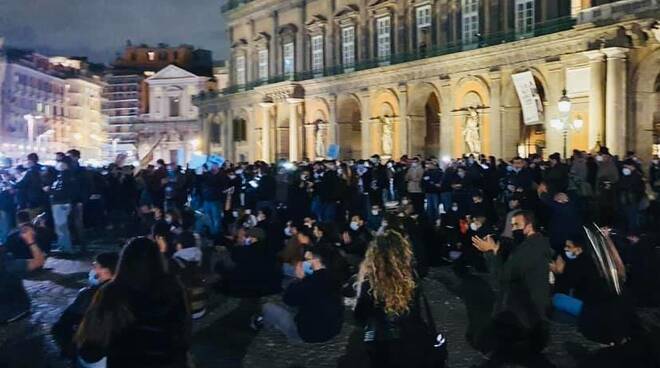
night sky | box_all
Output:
[0,0,229,63]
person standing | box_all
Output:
[66,149,89,248]
[617,160,645,234]
[471,210,553,366]
[49,157,78,254]
[14,153,47,219]
[423,161,443,222]
[200,163,226,238]
[405,157,425,215]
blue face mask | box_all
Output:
[88,270,99,286]
[303,260,314,275]
[565,250,578,260]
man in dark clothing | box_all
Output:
[14,153,46,218]
[200,164,226,237]
[52,252,118,359]
[317,161,341,222]
[423,161,443,222]
[537,183,582,253]
[3,210,54,258]
[0,225,46,323]
[49,157,78,254]
[66,149,89,247]
[543,152,569,195]
[255,164,277,214]
[617,160,645,234]
[368,155,388,208]
[472,210,553,365]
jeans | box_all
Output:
[52,203,73,252]
[319,201,337,222]
[425,193,440,221]
[203,200,223,236]
[440,192,453,214]
[262,302,302,343]
[70,202,84,245]
[0,210,12,242]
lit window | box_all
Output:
[376,16,391,61]
[416,5,432,46]
[258,49,269,81]
[311,35,324,73]
[283,42,295,76]
[515,0,534,36]
[235,55,246,85]
[462,0,479,45]
[341,26,355,68]
[147,51,155,61]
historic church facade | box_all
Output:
[195,0,660,163]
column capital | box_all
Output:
[602,47,629,60]
[259,102,274,108]
[582,49,605,61]
[286,97,304,104]
[398,82,408,93]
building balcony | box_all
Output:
[219,16,576,96]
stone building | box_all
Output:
[195,0,659,163]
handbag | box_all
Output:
[418,287,448,368]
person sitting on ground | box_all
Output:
[340,214,372,266]
[0,225,46,323]
[2,210,54,258]
[252,244,347,344]
[52,252,119,360]
[170,231,207,320]
[551,234,637,345]
[75,237,191,368]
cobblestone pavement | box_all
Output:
[2,246,659,368]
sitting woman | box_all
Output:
[354,230,438,368]
[252,244,347,344]
[551,233,637,345]
[75,237,191,368]
[279,225,314,288]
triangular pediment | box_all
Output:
[147,64,198,81]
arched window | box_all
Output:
[233,118,247,142]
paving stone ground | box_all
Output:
[2,245,659,368]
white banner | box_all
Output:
[512,71,544,125]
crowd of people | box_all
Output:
[1,146,659,367]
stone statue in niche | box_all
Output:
[463,106,481,154]
[315,123,326,158]
[382,117,393,156]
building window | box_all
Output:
[235,55,246,85]
[169,97,180,117]
[147,51,155,61]
[283,42,295,76]
[211,123,221,143]
[515,0,534,36]
[233,118,247,142]
[376,16,391,61]
[341,26,355,68]
[416,5,432,47]
[258,49,269,81]
[173,51,179,60]
[462,0,479,45]
[311,35,324,73]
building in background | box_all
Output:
[213,60,229,91]
[104,42,213,164]
[196,0,659,163]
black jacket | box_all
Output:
[50,170,78,205]
[52,282,105,358]
[283,269,344,343]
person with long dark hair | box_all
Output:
[75,237,191,368]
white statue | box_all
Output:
[315,124,326,158]
[382,117,393,156]
[463,106,481,154]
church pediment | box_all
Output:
[147,64,198,81]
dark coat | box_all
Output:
[283,269,344,343]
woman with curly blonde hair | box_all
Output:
[354,230,431,368]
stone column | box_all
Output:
[603,47,629,156]
[489,70,503,157]
[287,98,303,161]
[259,102,273,163]
[271,11,280,76]
[398,84,408,157]
[245,106,256,162]
[225,110,234,162]
[583,50,605,150]
[327,94,338,146]
[439,78,453,158]
[545,62,565,156]
[360,92,371,159]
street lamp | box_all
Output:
[552,89,582,159]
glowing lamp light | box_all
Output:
[558,89,571,114]
[282,162,295,170]
[572,116,584,130]
[191,138,201,149]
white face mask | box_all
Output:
[349,221,360,231]
[401,200,410,205]
[371,209,380,216]
[87,269,99,286]
[284,227,293,237]
[469,223,479,231]
[232,211,239,218]
[565,250,578,260]
[595,155,604,162]
[622,168,632,176]
[451,206,458,212]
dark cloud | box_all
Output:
[0,0,228,63]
